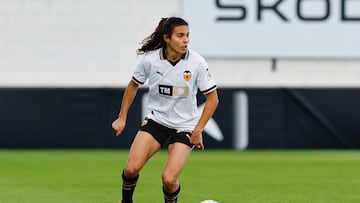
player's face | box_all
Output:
[166,25,189,55]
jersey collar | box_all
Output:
[159,48,189,60]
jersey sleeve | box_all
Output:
[132,57,150,85]
[197,61,217,95]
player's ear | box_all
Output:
[163,34,170,43]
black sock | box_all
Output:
[163,185,181,203]
[122,170,139,203]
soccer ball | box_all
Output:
[200,200,218,203]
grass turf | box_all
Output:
[0,150,360,203]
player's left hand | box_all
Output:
[191,130,204,150]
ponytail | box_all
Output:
[137,17,188,55]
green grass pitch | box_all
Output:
[1,150,360,203]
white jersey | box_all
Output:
[132,48,217,131]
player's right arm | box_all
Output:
[112,80,139,136]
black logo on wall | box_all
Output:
[215,0,360,22]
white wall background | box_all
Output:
[0,0,359,87]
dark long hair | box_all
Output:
[137,17,188,55]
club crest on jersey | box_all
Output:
[183,70,192,81]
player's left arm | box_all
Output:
[191,90,219,149]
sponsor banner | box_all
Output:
[183,0,360,58]
[1,88,360,149]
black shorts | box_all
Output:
[139,118,193,148]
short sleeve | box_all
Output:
[132,57,150,85]
[197,61,217,95]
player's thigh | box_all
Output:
[163,142,192,179]
[125,131,161,172]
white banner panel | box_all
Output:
[183,0,360,58]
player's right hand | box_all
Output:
[112,118,126,136]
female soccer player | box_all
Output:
[112,17,219,203]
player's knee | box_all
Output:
[124,163,141,177]
[162,172,177,188]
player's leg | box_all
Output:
[122,130,162,203]
[162,142,192,203]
